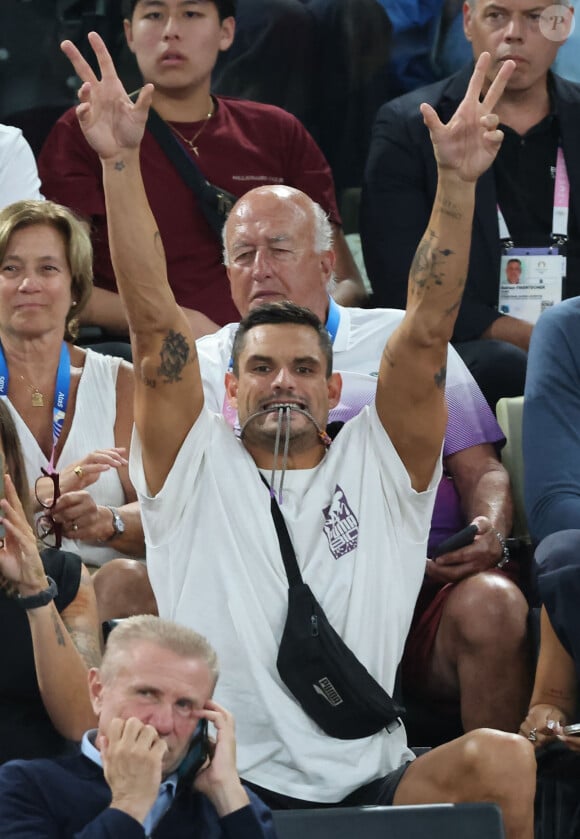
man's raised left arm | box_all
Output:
[375,53,515,491]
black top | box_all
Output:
[0,752,276,839]
[495,114,559,247]
[0,549,81,764]
[361,66,580,342]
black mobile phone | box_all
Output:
[431,523,478,559]
[177,719,209,786]
[563,723,580,736]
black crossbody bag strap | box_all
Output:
[130,94,237,237]
[260,474,404,739]
[260,475,302,587]
[145,106,216,198]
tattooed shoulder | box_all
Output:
[383,340,396,369]
[157,329,191,384]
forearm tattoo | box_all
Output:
[409,230,454,295]
[65,624,102,669]
[545,687,574,702]
[156,329,190,384]
[51,608,66,647]
[438,198,462,219]
[434,365,447,389]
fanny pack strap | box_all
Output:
[260,475,302,587]
[130,92,236,238]
[146,106,216,197]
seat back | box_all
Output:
[273,802,505,839]
[496,395,529,543]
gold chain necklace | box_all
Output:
[19,374,44,407]
[167,100,214,157]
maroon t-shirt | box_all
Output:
[38,96,341,326]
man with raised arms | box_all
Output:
[61,33,535,837]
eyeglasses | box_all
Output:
[34,468,62,549]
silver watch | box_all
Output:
[105,506,125,540]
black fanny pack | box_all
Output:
[265,478,404,740]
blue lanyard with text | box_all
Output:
[0,342,70,468]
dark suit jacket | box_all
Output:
[0,753,276,839]
[360,65,580,343]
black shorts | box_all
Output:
[243,760,412,810]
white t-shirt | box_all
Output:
[131,403,441,802]
[0,124,42,206]
[5,350,130,567]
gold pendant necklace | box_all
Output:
[19,375,44,407]
[167,99,214,157]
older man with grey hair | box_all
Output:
[0,615,276,837]
[198,179,531,740]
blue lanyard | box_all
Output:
[0,342,70,466]
[325,296,340,344]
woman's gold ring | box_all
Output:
[74,466,83,478]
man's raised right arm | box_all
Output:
[61,33,203,495]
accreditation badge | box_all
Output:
[498,247,564,324]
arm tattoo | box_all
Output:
[63,620,102,669]
[444,299,462,318]
[383,340,396,369]
[434,365,447,389]
[409,239,432,290]
[51,607,66,647]
[409,231,455,294]
[157,329,190,383]
[546,687,573,701]
[438,198,462,219]
[114,160,126,172]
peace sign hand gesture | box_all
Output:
[61,31,153,161]
[421,52,516,183]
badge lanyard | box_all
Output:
[325,296,340,344]
[497,146,569,247]
[0,342,71,470]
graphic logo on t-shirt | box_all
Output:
[322,485,359,559]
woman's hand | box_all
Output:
[0,474,47,596]
[52,491,117,544]
[34,448,128,509]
